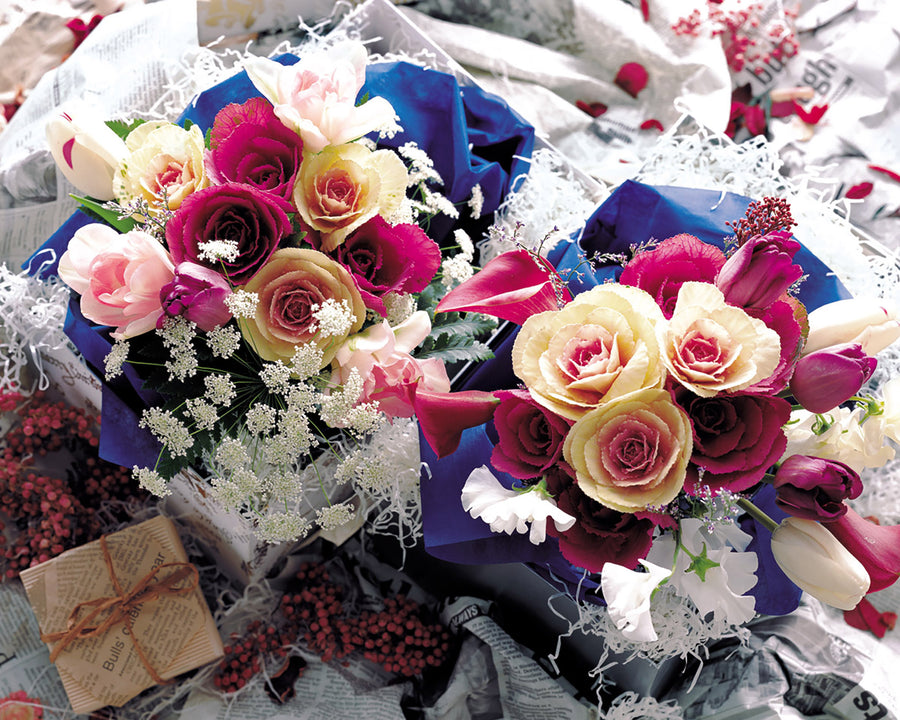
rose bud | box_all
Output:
[773,454,862,521]
[46,110,128,200]
[159,262,232,331]
[770,516,870,610]
[716,230,803,309]
[789,342,876,413]
[803,298,900,356]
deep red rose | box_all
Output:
[207,98,304,203]
[684,392,792,493]
[546,464,654,573]
[332,216,441,316]
[489,389,571,480]
[619,234,726,318]
[166,182,292,286]
[773,454,862,521]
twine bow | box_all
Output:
[40,534,200,684]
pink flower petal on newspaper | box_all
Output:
[792,101,828,125]
[640,119,664,132]
[575,100,608,118]
[868,164,900,183]
[614,62,648,99]
[413,388,499,459]
[843,597,897,638]
[846,182,873,200]
[640,0,650,21]
[436,249,570,325]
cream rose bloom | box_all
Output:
[294,142,407,252]
[114,121,209,212]
[511,283,665,420]
[659,282,781,397]
[563,388,692,513]
[238,248,365,366]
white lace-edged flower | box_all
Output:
[600,560,672,642]
[460,465,575,544]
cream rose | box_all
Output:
[511,284,665,420]
[114,121,209,212]
[563,388,692,513]
[238,248,365,366]
[659,282,781,397]
[293,142,407,252]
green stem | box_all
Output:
[737,497,779,532]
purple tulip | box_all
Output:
[159,262,233,331]
[716,230,803,309]
[789,342,876,413]
[773,454,862,521]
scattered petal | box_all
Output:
[575,100,608,118]
[843,597,897,639]
[615,62,649,98]
[846,182,874,200]
[868,164,900,183]
[792,101,828,125]
[640,119,664,132]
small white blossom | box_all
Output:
[783,406,895,472]
[215,437,251,471]
[245,403,277,435]
[290,343,325,380]
[320,369,365,427]
[264,408,315,464]
[377,114,403,140]
[420,188,459,219]
[441,254,474,288]
[197,239,240,263]
[316,501,356,531]
[204,373,237,405]
[344,402,385,437]
[383,292,415,326]
[186,398,219,430]
[310,298,356,338]
[461,466,575,545]
[601,560,673,642]
[259,361,292,395]
[133,466,170,497]
[157,316,198,381]
[139,407,193,456]
[265,471,304,501]
[257,512,312,543]
[225,290,259,319]
[399,141,442,185]
[104,339,130,380]
[468,184,484,219]
[454,229,475,260]
[206,325,242,358]
[210,477,246,510]
[285,382,319,413]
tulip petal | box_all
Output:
[413,388,499,458]
[825,508,900,592]
[436,249,570,325]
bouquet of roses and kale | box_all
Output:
[31,40,534,545]
[415,181,900,650]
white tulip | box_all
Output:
[804,298,900,356]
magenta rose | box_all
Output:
[619,234,726,318]
[206,97,303,203]
[331,216,442,315]
[684,392,792,493]
[545,463,655,573]
[774,454,862,521]
[744,298,804,394]
[489,389,571,480]
[159,262,232,331]
[166,182,292,285]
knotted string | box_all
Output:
[40,535,200,684]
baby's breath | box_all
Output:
[419,188,459,219]
[454,229,475,260]
[133,466,170,497]
[104,339,130,380]
[197,239,239,263]
[319,369,364,427]
[344,402,385,437]
[203,373,237,406]
[400,141,443,186]
[383,292,415,326]
[377,114,403,140]
[441,254,475,288]
[206,325,242,358]
[257,512,312,543]
[468,184,484,219]
[316,501,356,531]
[264,471,304,502]
[225,290,259,319]
[310,298,356,338]
[157,316,198,381]
[139,407,193,456]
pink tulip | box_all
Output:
[716,230,802,309]
[789,342,876,413]
[436,249,570,325]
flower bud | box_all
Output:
[804,298,900,356]
[46,110,128,200]
[770,516,869,610]
[159,262,232,331]
[789,342,876,413]
[773,454,862,521]
[716,231,803,309]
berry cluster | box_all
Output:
[727,196,797,244]
[0,390,145,578]
[213,621,295,693]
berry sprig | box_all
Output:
[727,196,797,244]
[213,620,294,694]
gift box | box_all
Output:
[19,515,223,715]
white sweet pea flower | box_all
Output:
[461,465,575,544]
[600,560,672,642]
[881,376,900,446]
[649,518,758,627]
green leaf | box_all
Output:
[106,118,145,140]
[72,194,136,233]
[415,332,494,364]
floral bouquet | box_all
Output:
[416,180,900,654]
[29,39,534,551]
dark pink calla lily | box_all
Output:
[825,508,900,592]
[413,388,499,459]
[435,249,570,325]
[843,597,897,638]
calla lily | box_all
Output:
[436,249,570,325]
[413,388,499,458]
[825,507,900,593]
[46,109,128,200]
[803,298,900,355]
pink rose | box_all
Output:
[331,312,450,418]
[490,389,571,480]
[58,223,175,339]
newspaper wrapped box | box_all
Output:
[19,515,224,715]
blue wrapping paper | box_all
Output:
[421,180,849,613]
[26,56,536,476]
